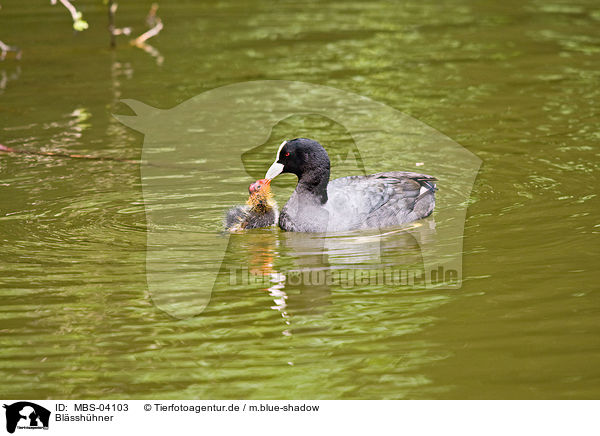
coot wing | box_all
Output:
[327,172,436,230]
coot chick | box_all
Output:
[264,138,436,232]
[225,179,278,232]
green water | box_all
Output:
[1,0,598,399]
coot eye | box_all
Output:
[285,152,290,157]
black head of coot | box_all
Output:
[275,138,330,179]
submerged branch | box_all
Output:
[0,143,140,165]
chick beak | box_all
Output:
[249,179,271,195]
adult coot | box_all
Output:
[225,179,278,232]
[264,138,436,232]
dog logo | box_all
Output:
[115,80,481,319]
[3,402,50,434]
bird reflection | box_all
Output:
[217,217,436,336]
[280,216,436,270]
[218,229,292,334]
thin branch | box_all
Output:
[132,18,163,46]
[107,1,131,48]
[51,0,77,21]
[50,0,88,31]
[0,144,141,164]
[0,3,21,59]
[0,66,21,94]
[131,4,164,65]
[108,0,116,48]
[145,3,159,27]
[0,39,21,60]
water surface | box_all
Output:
[0,0,598,399]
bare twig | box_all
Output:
[131,4,164,65]
[0,66,21,93]
[50,0,88,31]
[0,4,21,60]
[108,0,116,48]
[132,17,163,46]
[0,39,21,60]
[145,3,159,27]
[0,143,140,164]
[107,1,131,48]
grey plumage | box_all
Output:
[269,139,436,233]
[280,171,436,232]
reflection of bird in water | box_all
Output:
[280,217,436,269]
[221,192,436,335]
[276,218,437,318]
[224,217,436,322]
[218,227,292,335]
[264,271,291,336]
[225,179,278,232]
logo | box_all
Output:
[3,402,50,434]
[114,80,481,319]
